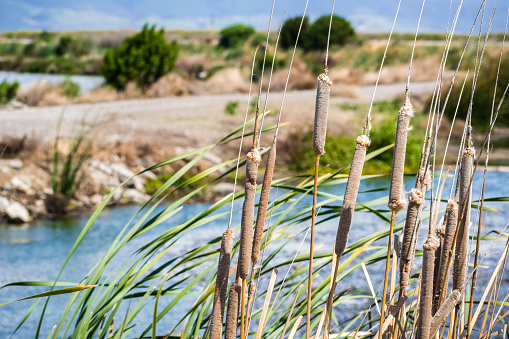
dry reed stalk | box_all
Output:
[224,279,241,339]
[288,316,304,339]
[210,229,235,339]
[254,269,278,339]
[316,250,337,339]
[372,296,407,339]
[252,141,276,265]
[416,235,440,339]
[433,199,458,313]
[452,128,474,292]
[280,292,300,339]
[430,289,462,338]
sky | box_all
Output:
[0,0,507,33]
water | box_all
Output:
[0,71,104,94]
[0,173,508,338]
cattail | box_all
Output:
[398,186,425,297]
[252,141,276,264]
[388,94,414,213]
[432,216,445,311]
[210,228,235,339]
[433,199,458,313]
[453,129,474,291]
[430,289,462,338]
[334,134,370,257]
[224,279,241,339]
[416,235,440,339]
[246,149,261,183]
[239,180,257,279]
[312,73,332,156]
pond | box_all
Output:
[0,172,508,338]
[0,71,104,95]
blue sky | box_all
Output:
[0,0,506,33]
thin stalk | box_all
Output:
[307,154,320,339]
[380,210,396,333]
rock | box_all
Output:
[212,182,238,195]
[10,175,34,195]
[0,159,23,169]
[203,153,222,165]
[90,194,103,206]
[123,189,149,204]
[0,197,32,223]
[110,163,145,191]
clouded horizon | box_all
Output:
[0,0,506,34]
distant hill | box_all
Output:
[0,0,506,33]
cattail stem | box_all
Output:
[416,235,440,339]
[210,229,234,339]
[240,279,246,339]
[224,279,241,339]
[307,154,320,339]
[430,290,462,338]
[380,210,396,334]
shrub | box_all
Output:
[61,78,80,98]
[102,24,178,90]
[225,101,239,115]
[303,15,355,51]
[55,36,93,57]
[280,16,309,49]
[218,24,255,48]
[0,80,19,104]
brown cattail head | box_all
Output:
[453,133,475,292]
[238,180,256,279]
[334,135,370,257]
[246,149,261,183]
[312,73,332,156]
[430,289,462,337]
[210,228,235,339]
[224,279,242,339]
[388,94,414,213]
[252,141,276,264]
[433,199,458,313]
[416,235,440,339]
[398,187,426,297]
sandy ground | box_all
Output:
[0,82,436,152]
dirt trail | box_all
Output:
[0,82,436,151]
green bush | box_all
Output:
[218,24,255,48]
[55,36,93,57]
[225,101,239,115]
[303,15,355,51]
[101,24,178,90]
[61,78,80,98]
[0,80,19,104]
[433,55,509,132]
[280,16,309,49]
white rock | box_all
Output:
[0,197,32,223]
[0,159,23,169]
[123,189,149,204]
[212,182,238,195]
[90,194,104,206]
[10,175,34,194]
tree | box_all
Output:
[280,16,309,49]
[101,24,178,90]
[218,24,255,48]
[303,15,355,51]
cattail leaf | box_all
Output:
[0,285,97,307]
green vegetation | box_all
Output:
[55,36,93,57]
[224,100,239,115]
[288,99,423,173]
[218,24,255,48]
[102,24,178,90]
[439,54,509,131]
[0,80,19,104]
[303,15,356,51]
[61,78,80,98]
[280,16,310,49]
